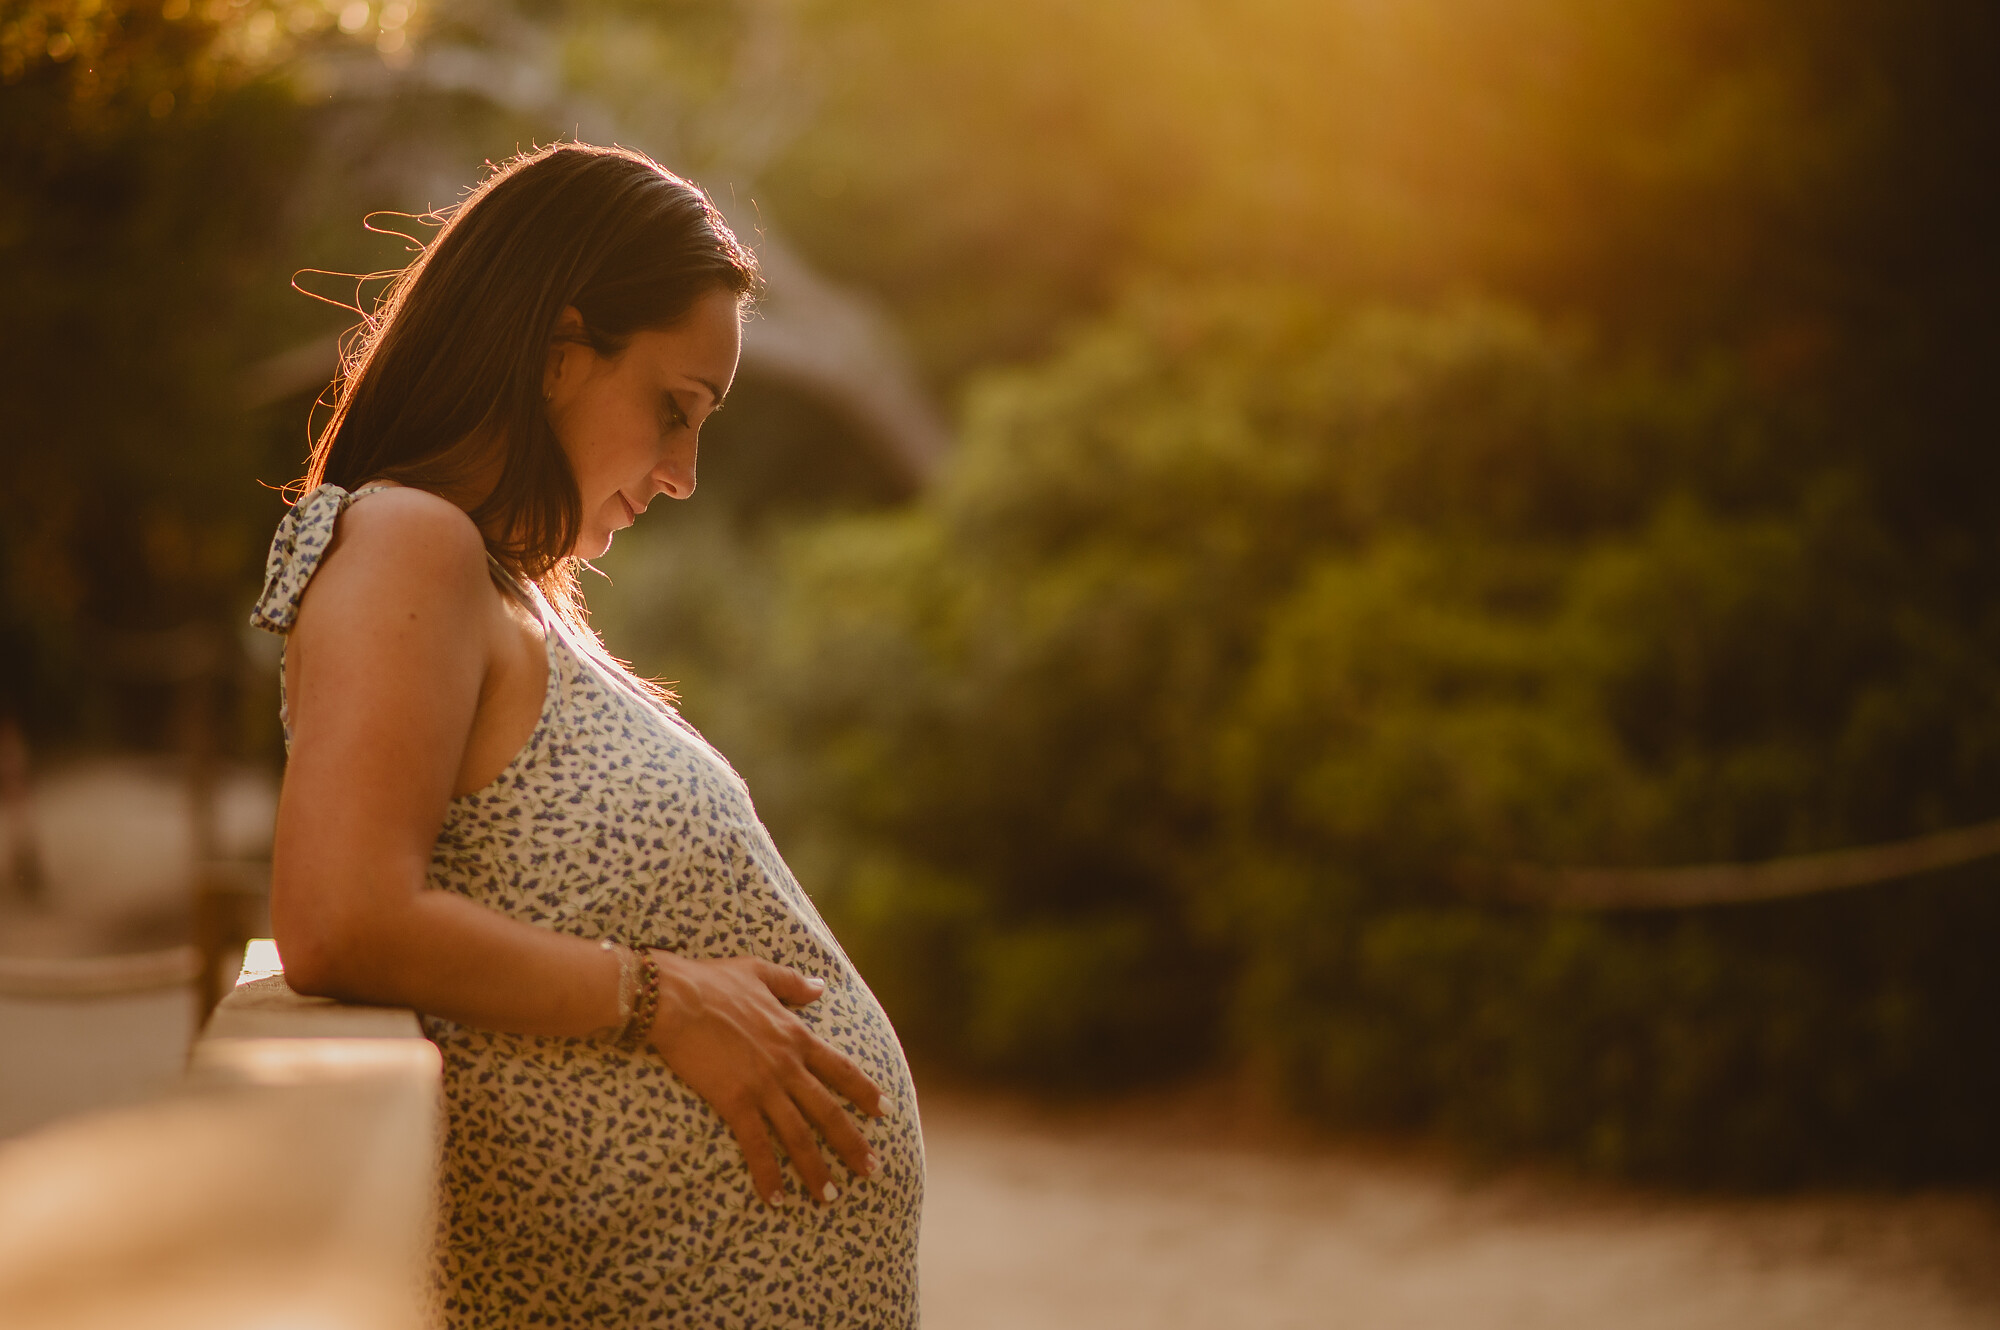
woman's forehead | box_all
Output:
[631,293,743,398]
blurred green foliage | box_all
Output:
[718,290,2000,1182]
[2,0,495,746]
[775,0,1900,378]
[609,0,2000,1184]
[0,0,312,742]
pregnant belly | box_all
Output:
[425,975,924,1313]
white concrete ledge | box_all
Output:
[0,940,440,1330]
[201,972,424,1040]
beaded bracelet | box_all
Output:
[614,948,663,1052]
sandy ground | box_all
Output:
[915,1088,2000,1330]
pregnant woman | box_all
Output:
[252,142,922,1326]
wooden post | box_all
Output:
[0,716,43,907]
[168,624,256,1022]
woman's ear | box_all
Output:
[543,306,589,403]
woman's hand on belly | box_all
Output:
[649,952,885,1207]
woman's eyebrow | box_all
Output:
[691,376,727,409]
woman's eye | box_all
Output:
[660,397,689,432]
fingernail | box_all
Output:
[821,1182,840,1202]
[864,1152,881,1176]
[766,1189,784,1207]
[807,975,826,989]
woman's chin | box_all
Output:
[575,529,615,560]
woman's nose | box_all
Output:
[654,436,698,500]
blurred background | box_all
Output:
[3,0,1999,1323]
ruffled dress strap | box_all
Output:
[248,483,394,634]
[248,483,395,749]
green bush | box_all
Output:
[724,288,2000,1181]
[1250,884,2000,1184]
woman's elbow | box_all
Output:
[269,889,386,1000]
[270,921,354,998]
[273,932,342,998]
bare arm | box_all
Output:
[270,491,881,1203]
[270,491,610,1030]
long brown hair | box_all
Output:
[301,142,760,630]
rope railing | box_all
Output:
[1464,815,2000,909]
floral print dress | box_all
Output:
[252,483,924,1327]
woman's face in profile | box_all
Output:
[545,286,744,558]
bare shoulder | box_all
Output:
[332,486,487,574]
[298,487,495,632]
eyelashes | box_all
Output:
[659,394,690,434]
